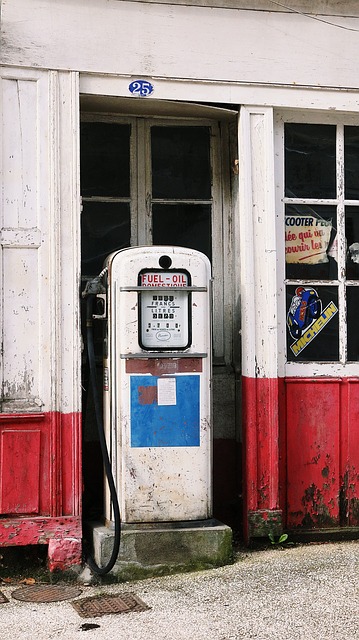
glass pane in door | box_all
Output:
[345,126,359,200]
[80,122,131,197]
[81,201,131,276]
[152,203,212,260]
[345,206,359,279]
[285,123,336,199]
[347,286,359,361]
[285,204,337,280]
[151,126,211,199]
[286,285,339,362]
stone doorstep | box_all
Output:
[90,519,233,580]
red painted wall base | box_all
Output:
[0,411,82,571]
[0,516,82,570]
[242,375,280,542]
[242,374,359,540]
[284,377,359,530]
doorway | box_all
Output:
[79,106,239,526]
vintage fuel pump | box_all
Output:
[83,245,230,577]
[103,246,212,526]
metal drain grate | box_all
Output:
[0,591,9,604]
[72,593,151,618]
[12,584,82,603]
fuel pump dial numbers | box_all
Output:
[146,296,180,335]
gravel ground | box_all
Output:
[1,541,359,639]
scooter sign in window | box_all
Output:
[139,271,190,349]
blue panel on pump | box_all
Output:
[130,375,200,447]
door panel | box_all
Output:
[80,114,229,523]
[286,379,340,529]
[0,415,51,516]
[0,429,41,514]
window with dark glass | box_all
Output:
[285,204,337,281]
[344,126,359,201]
[80,122,131,277]
[285,123,336,200]
[344,129,359,362]
[151,126,212,260]
[284,123,340,362]
[284,122,359,363]
[79,115,226,367]
[81,122,213,275]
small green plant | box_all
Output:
[268,533,294,546]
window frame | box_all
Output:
[275,109,359,377]
[80,111,232,365]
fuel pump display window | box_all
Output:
[139,270,191,350]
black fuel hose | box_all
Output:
[86,295,121,575]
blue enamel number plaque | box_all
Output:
[129,80,154,97]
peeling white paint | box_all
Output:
[1,68,81,415]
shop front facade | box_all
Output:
[2,0,359,567]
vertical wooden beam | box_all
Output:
[238,106,281,540]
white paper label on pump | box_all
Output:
[157,377,177,406]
